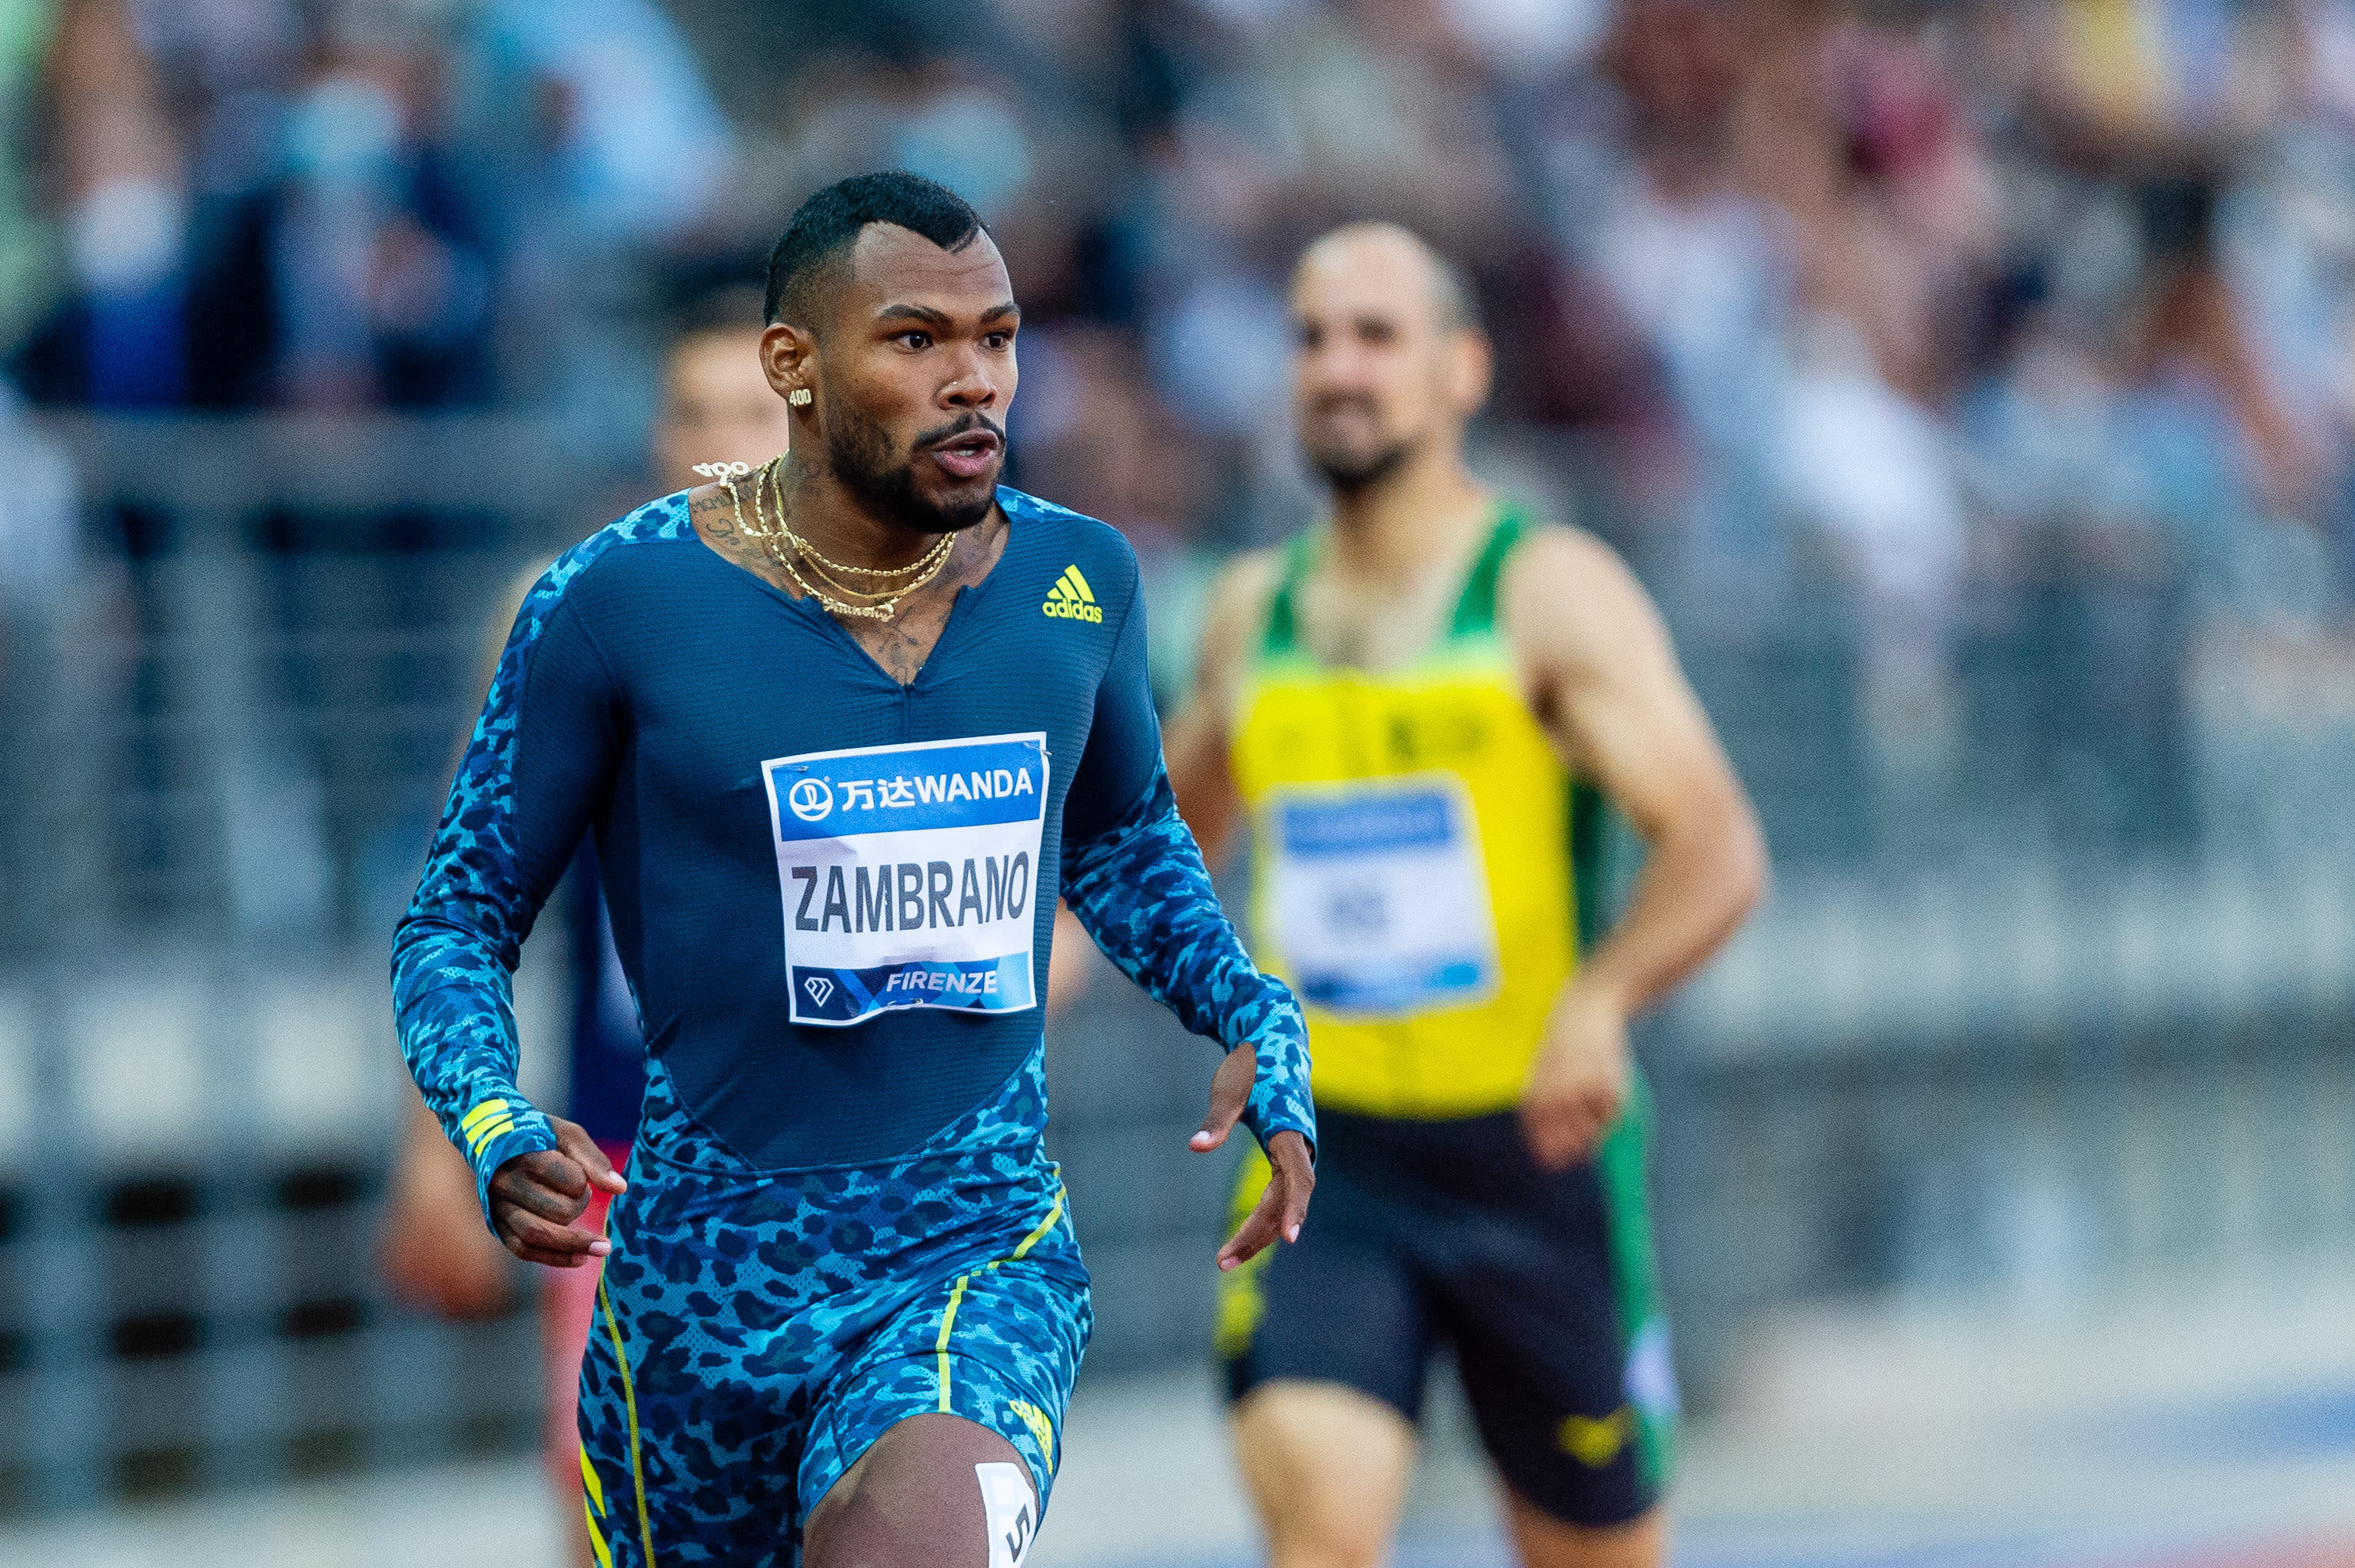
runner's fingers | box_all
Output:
[1559,1115,1605,1165]
[1523,1102,1590,1171]
[528,1144,592,1201]
[495,1204,606,1261]
[1217,1184,1286,1270]
[1191,1047,1254,1151]
[1589,1080,1626,1128]
[1269,1131,1314,1244]
[493,1165,590,1225]
[555,1119,627,1194]
[1278,1178,1309,1244]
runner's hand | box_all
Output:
[1191,1045,1314,1270]
[1520,978,1632,1171]
[488,1117,628,1267]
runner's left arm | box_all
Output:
[1058,574,1315,1167]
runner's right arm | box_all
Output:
[1509,528,1768,1167]
[392,554,626,1263]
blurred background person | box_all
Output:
[1168,222,1763,1568]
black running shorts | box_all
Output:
[1216,1088,1676,1528]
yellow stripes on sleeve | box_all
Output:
[580,1433,615,1567]
[580,1445,606,1517]
[460,1098,515,1159]
[583,1501,615,1568]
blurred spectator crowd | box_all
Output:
[4,0,2353,852]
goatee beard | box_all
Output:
[825,407,1000,534]
[1311,437,1412,497]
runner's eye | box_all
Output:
[895,331,932,350]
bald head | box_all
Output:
[1294,222,1479,335]
[1289,223,1490,494]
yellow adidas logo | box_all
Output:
[1041,563,1103,623]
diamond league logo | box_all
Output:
[786,776,834,822]
[803,975,835,1007]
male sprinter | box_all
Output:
[1168,223,1765,1568]
[394,171,1314,1568]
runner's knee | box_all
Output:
[1506,1494,1669,1568]
[805,1413,1035,1568]
[1233,1381,1413,1566]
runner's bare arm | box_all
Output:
[1508,528,1767,1167]
[1164,550,1284,867]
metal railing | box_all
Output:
[0,415,2347,1509]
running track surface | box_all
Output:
[5,1273,2352,1568]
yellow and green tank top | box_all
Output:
[1230,506,1607,1119]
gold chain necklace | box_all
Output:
[758,457,953,583]
[755,463,952,607]
[712,457,955,623]
[751,461,956,616]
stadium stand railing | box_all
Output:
[0,416,2348,1509]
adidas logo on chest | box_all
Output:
[1041,564,1104,623]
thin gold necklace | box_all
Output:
[719,461,955,623]
[755,463,950,607]
[750,462,953,615]
[759,457,953,583]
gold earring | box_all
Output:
[789,388,812,407]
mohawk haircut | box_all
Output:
[763,171,986,332]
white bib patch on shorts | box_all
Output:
[762,733,1048,1027]
[975,1460,1038,1567]
[1264,773,1500,1018]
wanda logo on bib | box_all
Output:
[762,733,1048,1026]
[1264,774,1500,1018]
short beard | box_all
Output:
[1308,436,1413,497]
[825,404,1000,534]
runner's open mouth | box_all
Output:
[928,429,1002,478]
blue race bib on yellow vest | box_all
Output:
[1263,773,1500,1018]
[762,733,1047,1026]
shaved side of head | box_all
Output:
[1294,221,1480,336]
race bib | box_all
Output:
[1264,775,1500,1018]
[762,733,1048,1027]
[976,1461,1037,1567]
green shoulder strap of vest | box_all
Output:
[1263,501,1526,656]
[1448,503,1526,639]
[1261,530,1320,658]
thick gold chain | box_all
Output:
[754,462,953,608]
[716,459,954,623]
[756,457,953,582]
